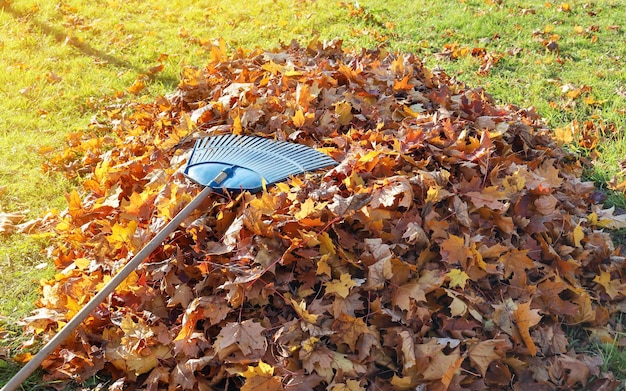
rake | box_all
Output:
[2,135,337,391]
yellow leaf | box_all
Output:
[334,101,353,126]
[593,270,626,299]
[13,353,34,363]
[73,257,91,271]
[106,220,138,250]
[316,254,332,276]
[295,198,317,220]
[240,361,284,391]
[261,60,285,75]
[554,125,574,144]
[106,342,172,376]
[318,231,336,255]
[390,374,418,390]
[329,379,364,391]
[233,113,243,135]
[289,298,319,323]
[292,109,305,127]
[573,224,584,248]
[357,150,381,165]
[249,191,282,216]
[446,268,469,289]
[66,189,83,220]
[325,273,357,298]
[426,185,451,203]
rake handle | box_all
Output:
[1,185,214,391]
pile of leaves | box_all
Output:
[26,39,626,390]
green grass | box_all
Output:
[1,0,626,388]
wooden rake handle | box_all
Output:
[1,185,214,391]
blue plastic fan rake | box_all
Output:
[2,135,337,391]
[185,134,338,192]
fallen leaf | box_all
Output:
[468,339,511,377]
[513,301,542,356]
[241,361,284,391]
[214,320,267,359]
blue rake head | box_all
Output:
[184,135,338,193]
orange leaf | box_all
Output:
[440,234,472,268]
[513,301,542,356]
[127,78,146,95]
[65,189,83,220]
[393,75,414,91]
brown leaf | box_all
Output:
[214,320,267,360]
[393,269,445,311]
[0,212,26,234]
[465,186,506,210]
[468,339,511,377]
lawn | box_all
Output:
[1,0,625,389]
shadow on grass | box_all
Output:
[1,2,179,88]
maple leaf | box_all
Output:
[593,270,626,299]
[446,268,469,289]
[417,339,464,385]
[105,341,171,376]
[393,269,445,311]
[290,297,319,324]
[370,176,413,209]
[440,234,472,268]
[331,313,370,351]
[214,320,267,360]
[291,109,306,129]
[393,75,415,91]
[465,186,506,210]
[107,220,137,250]
[325,273,361,298]
[119,315,154,353]
[170,356,214,390]
[512,301,542,356]
[499,250,535,279]
[468,339,511,377]
[241,361,284,391]
[127,77,146,95]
